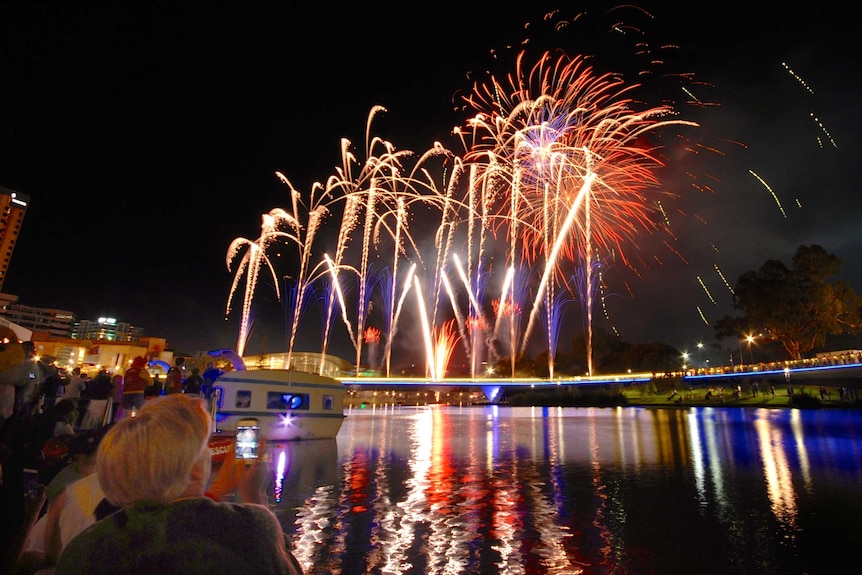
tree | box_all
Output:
[568,328,682,374]
[714,245,862,360]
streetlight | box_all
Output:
[746,334,756,364]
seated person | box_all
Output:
[51,399,78,437]
[18,425,114,574]
[54,394,302,575]
[45,425,111,505]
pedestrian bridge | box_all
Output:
[337,361,862,403]
[685,361,862,387]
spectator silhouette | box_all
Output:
[72,373,90,429]
[110,374,124,422]
[164,357,185,395]
[201,361,223,400]
[79,371,112,430]
[183,367,204,397]
[50,399,77,438]
[121,357,152,415]
[61,368,86,401]
[18,425,115,574]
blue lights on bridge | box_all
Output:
[338,362,862,388]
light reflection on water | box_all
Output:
[265,406,862,575]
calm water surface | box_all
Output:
[264,405,862,574]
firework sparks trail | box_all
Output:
[440,270,471,362]
[781,62,814,95]
[433,319,461,380]
[384,263,417,377]
[809,112,837,148]
[451,253,490,376]
[413,275,436,380]
[452,254,484,323]
[571,254,603,372]
[223,7,756,378]
[227,208,301,357]
[521,173,596,358]
[541,289,574,379]
[713,263,735,296]
[460,50,696,373]
[315,283,337,376]
[696,275,717,305]
[315,108,458,375]
[323,254,356,347]
[748,169,787,218]
[274,172,341,368]
[381,198,406,376]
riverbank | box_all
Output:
[619,387,857,409]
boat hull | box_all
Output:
[211,369,346,442]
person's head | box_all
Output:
[132,356,147,368]
[96,394,212,507]
[69,424,112,475]
[190,366,200,376]
[53,398,78,422]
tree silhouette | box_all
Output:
[714,244,862,360]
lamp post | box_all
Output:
[746,335,756,364]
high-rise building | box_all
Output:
[0,296,74,338]
[72,317,144,343]
[0,186,29,292]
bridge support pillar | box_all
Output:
[481,385,503,404]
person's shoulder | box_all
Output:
[46,463,81,500]
[174,498,280,530]
[54,515,116,574]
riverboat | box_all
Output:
[209,367,346,444]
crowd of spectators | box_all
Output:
[0,334,284,574]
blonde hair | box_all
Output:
[96,394,212,507]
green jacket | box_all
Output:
[55,497,302,575]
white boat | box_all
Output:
[210,368,346,442]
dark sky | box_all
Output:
[1,1,859,365]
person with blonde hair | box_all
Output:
[54,393,302,574]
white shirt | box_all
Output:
[63,375,86,399]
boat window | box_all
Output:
[267,392,309,410]
[323,394,334,410]
[236,390,252,408]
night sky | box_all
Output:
[1,1,859,365]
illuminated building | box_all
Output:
[0,186,29,292]
[0,294,75,338]
[72,317,143,343]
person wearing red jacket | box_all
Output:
[121,357,152,414]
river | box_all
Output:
[264,405,862,574]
